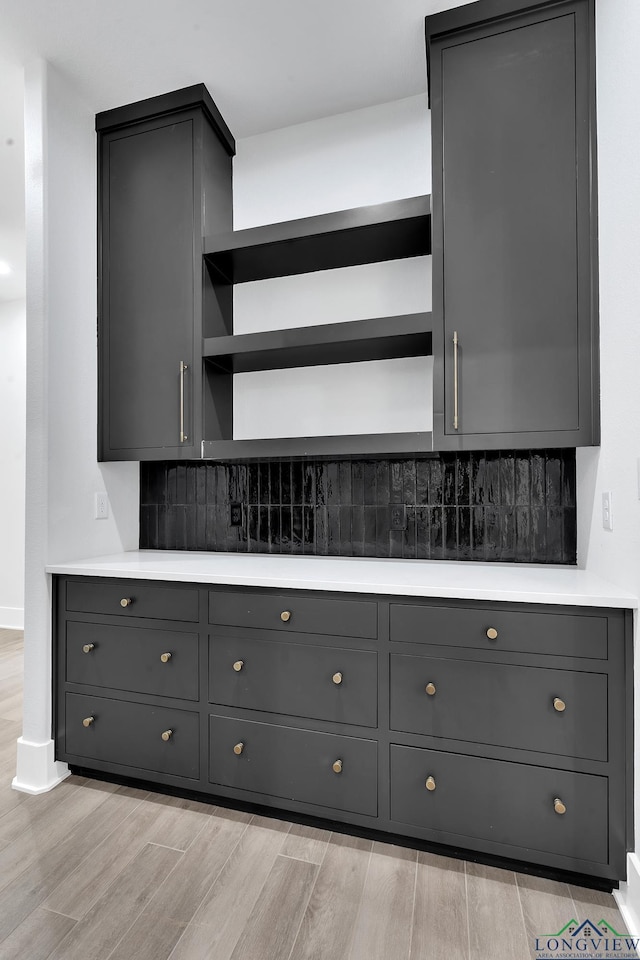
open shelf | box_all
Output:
[201,432,435,461]
[204,196,431,283]
[203,313,432,373]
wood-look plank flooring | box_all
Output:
[0,628,632,959]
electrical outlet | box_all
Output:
[390,504,407,531]
[230,502,243,527]
[95,492,109,520]
[602,491,613,531]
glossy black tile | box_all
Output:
[364,505,377,558]
[303,505,314,552]
[499,454,515,507]
[269,462,280,505]
[315,505,328,555]
[339,505,352,555]
[351,462,364,505]
[515,454,531,506]
[326,463,339,505]
[140,450,576,563]
[471,506,486,561]
[291,505,303,554]
[457,506,472,560]
[456,455,471,506]
[351,505,365,556]
[416,507,429,560]
[338,462,351,505]
[416,459,429,505]
[363,461,377,504]
[303,464,315,504]
[327,506,340,556]
[281,462,292,504]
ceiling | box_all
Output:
[0,0,474,302]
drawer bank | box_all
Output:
[53,575,632,883]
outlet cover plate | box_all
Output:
[230,502,243,527]
[390,504,407,531]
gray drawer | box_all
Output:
[390,744,608,865]
[65,579,199,622]
[209,590,377,639]
[390,603,608,659]
[390,654,607,760]
[66,621,199,700]
[209,635,377,727]
[65,693,199,779]
[209,714,377,816]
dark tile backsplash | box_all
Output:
[140,451,576,564]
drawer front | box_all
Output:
[390,655,607,760]
[209,590,377,639]
[65,693,199,779]
[65,579,199,622]
[390,603,608,659]
[66,621,199,700]
[210,635,377,727]
[390,744,608,865]
[209,714,377,816]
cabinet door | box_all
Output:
[429,0,598,449]
[99,117,196,459]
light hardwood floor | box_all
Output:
[0,628,632,959]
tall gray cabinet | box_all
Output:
[427,0,599,450]
[97,86,235,461]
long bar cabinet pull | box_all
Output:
[179,360,188,443]
[453,331,459,431]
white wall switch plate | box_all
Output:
[602,491,613,531]
[95,492,109,520]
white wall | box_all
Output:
[45,66,139,563]
[0,298,26,629]
[580,0,640,929]
[15,60,139,793]
[232,95,432,439]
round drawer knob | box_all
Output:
[332,672,343,685]
[82,643,95,654]
[161,729,173,742]
[280,611,291,622]
[160,652,172,663]
[425,776,436,791]
[234,742,245,756]
[554,798,567,815]
[332,759,343,774]
[82,716,94,728]
[120,598,133,608]
[233,660,244,672]
[425,682,436,696]
[553,697,566,713]
[486,627,498,640]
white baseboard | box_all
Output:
[11,736,70,794]
[0,606,24,630]
[615,853,640,936]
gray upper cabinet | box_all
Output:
[427,0,599,450]
[97,86,234,461]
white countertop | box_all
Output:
[45,550,638,608]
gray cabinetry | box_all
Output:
[390,745,609,867]
[97,86,234,461]
[53,576,631,881]
[209,715,378,816]
[427,0,599,449]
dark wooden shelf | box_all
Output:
[201,433,434,461]
[204,196,431,283]
[203,313,432,373]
